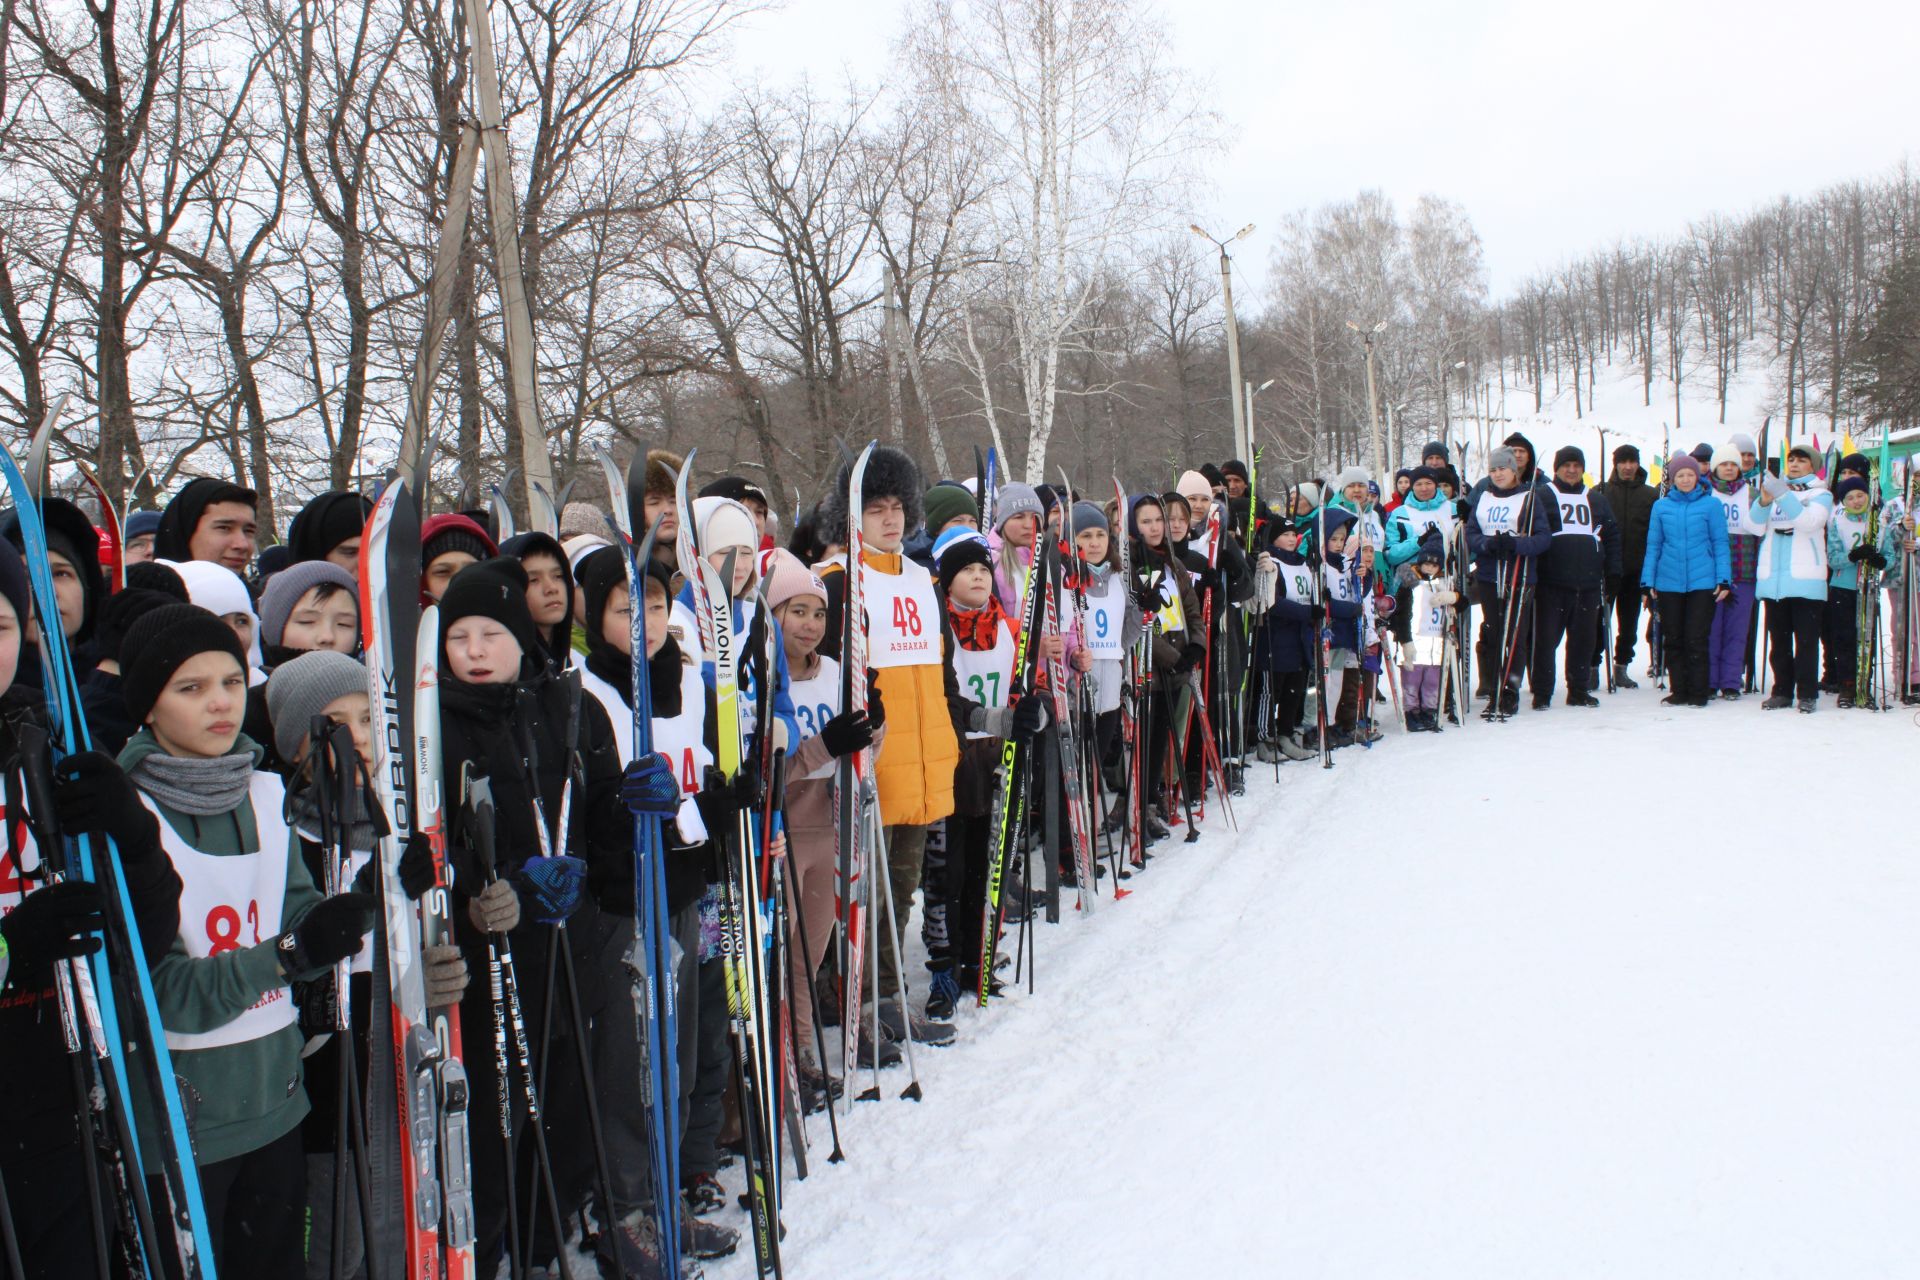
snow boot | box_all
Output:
[855,1029,903,1069]
[797,1062,845,1115]
[1565,692,1599,707]
[1761,692,1794,710]
[1531,695,1552,711]
[1255,740,1279,764]
[681,1209,739,1261]
[683,1172,727,1217]
[924,968,962,1021]
[1278,733,1315,760]
[1498,685,1520,716]
[1797,697,1817,713]
[1613,664,1639,689]
[878,997,957,1047]
[1719,688,1741,701]
[1836,692,1854,709]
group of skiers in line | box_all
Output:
[2,424,1914,1280]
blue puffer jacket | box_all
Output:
[1641,481,1730,593]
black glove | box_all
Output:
[51,751,158,858]
[516,854,589,924]
[1134,581,1160,612]
[819,709,874,758]
[351,832,437,900]
[396,832,437,899]
[1868,549,1889,571]
[1455,499,1471,521]
[1849,544,1888,570]
[279,892,377,976]
[1,880,106,985]
[865,673,886,732]
[1489,532,1517,558]
[1173,642,1205,674]
[1604,574,1622,600]
[1009,693,1050,742]
[697,764,761,831]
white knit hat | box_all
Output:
[1709,443,1743,475]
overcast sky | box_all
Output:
[711,0,1920,302]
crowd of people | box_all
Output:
[0,426,1914,1280]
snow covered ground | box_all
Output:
[716,663,1920,1279]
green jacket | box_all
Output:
[119,731,324,1166]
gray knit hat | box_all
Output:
[993,482,1044,533]
[259,560,357,648]
[1488,446,1518,474]
[266,650,367,765]
[1729,432,1757,456]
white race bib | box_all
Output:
[861,560,941,669]
[1079,575,1123,660]
[787,655,842,781]
[149,771,297,1051]
[953,614,1017,740]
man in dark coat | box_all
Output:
[1596,443,1658,687]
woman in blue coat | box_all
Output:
[1640,452,1732,707]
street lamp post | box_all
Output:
[1193,223,1256,463]
[1347,319,1387,480]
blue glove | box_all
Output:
[622,753,681,817]
[516,854,589,924]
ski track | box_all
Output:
[713,680,1920,1280]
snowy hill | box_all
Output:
[1458,338,1849,485]
[711,673,1920,1279]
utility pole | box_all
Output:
[1348,319,1387,479]
[1193,223,1255,462]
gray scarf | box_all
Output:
[287,777,378,855]
[129,750,256,817]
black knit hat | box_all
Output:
[285,490,373,564]
[698,475,769,509]
[1613,443,1640,463]
[437,557,539,668]
[5,496,104,643]
[576,544,630,650]
[1553,445,1585,471]
[1409,466,1440,487]
[97,587,183,664]
[0,538,27,635]
[935,529,993,594]
[153,477,256,562]
[1220,459,1249,483]
[820,445,923,535]
[125,560,189,600]
[1421,440,1450,463]
[121,603,248,726]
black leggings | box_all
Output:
[1766,596,1825,700]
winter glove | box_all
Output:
[515,854,589,925]
[422,943,469,1008]
[1604,574,1622,600]
[0,879,106,986]
[1430,588,1459,607]
[1133,581,1160,612]
[1455,499,1472,521]
[696,764,761,833]
[1489,532,1517,558]
[819,709,875,759]
[350,831,438,900]
[278,892,377,976]
[866,671,886,731]
[467,878,522,935]
[1009,692,1051,742]
[1848,544,1889,570]
[621,753,682,817]
[1173,642,1205,674]
[51,751,158,858]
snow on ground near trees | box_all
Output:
[718,673,1920,1279]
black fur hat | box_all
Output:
[820,445,923,536]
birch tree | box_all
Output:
[907,0,1207,482]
